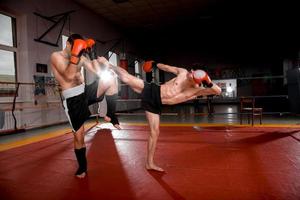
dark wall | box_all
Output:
[132,0,299,73]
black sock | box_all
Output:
[74,147,87,175]
[106,94,119,125]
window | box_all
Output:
[0,50,15,81]
[134,60,141,78]
[61,35,68,49]
[214,79,237,98]
[108,51,121,92]
[0,14,15,47]
[108,51,118,66]
[0,13,17,95]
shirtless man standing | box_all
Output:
[50,34,119,178]
[97,57,221,172]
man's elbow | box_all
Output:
[212,84,222,95]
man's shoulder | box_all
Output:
[51,51,61,58]
[50,51,64,64]
[50,52,64,70]
[178,68,188,74]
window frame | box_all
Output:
[0,12,18,96]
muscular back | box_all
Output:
[50,51,84,90]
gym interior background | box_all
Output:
[0,0,300,131]
[0,1,300,200]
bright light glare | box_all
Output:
[226,85,233,93]
[99,69,113,83]
[227,107,233,112]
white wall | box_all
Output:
[0,0,139,130]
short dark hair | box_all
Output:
[67,34,83,46]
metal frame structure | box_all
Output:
[33,10,75,47]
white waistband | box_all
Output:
[62,84,85,99]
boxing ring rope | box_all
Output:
[99,94,292,125]
[0,80,294,134]
[100,81,292,121]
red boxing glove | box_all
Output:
[143,60,157,72]
[85,38,96,60]
[86,38,95,48]
[70,39,87,65]
[192,70,213,88]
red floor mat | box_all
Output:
[0,126,300,200]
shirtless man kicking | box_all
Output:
[50,34,119,178]
[97,57,221,172]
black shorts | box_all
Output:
[141,82,162,115]
[62,80,104,132]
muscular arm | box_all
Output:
[81,56,100,75]
[195,83,222,97]
[185,83,221,102]
[156,63,185,75]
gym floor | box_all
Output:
[0,105,300,200]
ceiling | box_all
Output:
[73,0,299,42]
[73,0,299,60]
[74,0,298,33]
[74,0,222,31]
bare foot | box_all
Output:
[75,167,87,179]
[114,124,121,130]
[146,163,164,172]
[75,172,86,179]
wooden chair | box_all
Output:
[239,97,263,126]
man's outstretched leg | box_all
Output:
[97,56,144,94]
[145,111,164,172]
[105,94,121,129]
[104,71,121,129]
